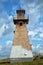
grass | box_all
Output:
[0,59,43,65]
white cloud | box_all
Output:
[32,44,43,54]
[39,50,43,54]
[28,28,43,40]
[39,33,43,38]
[0,24,5,38]
[0,45,2,51]
[20,0,41,31]
[8,15,13,21]
[29,31,37,37]
[32,45,35,50]
[20,0,43,42]
[0,24,9,38]
[0,40,12,59]
[32,37,42,40]
[0,11,14,38]
[6,40,12,47]
[36,44,41,49]
[28,31,42,40]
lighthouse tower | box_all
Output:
[10,10,33,62]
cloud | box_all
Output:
[0,40,12,59]
[0,40,12,52]
[32,44,43,54]
[0,24,6,38]
[28,22,43,40]
[39,50,43,54]
[0,11,14,38]
[20,0,42,28]
[36,44,41,49]
[0,45,2,51]
[8,15,13,20]
[39,33,43,38]
[6,40,12,47]
[0,23,13,38]
[29,31,37,37]
[28,30,43,40]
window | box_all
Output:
[20,23,22,26]
[18,13,24,16]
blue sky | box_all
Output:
[0,0,43,59]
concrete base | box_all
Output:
[10,58,33,62]
[10,46,33,62]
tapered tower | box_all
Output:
[10,10,33,62]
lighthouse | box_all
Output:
[10,10,33,62]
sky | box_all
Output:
[0,0,43,59]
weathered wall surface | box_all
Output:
[13,23,32,50]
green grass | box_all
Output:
[0,59,43,65]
